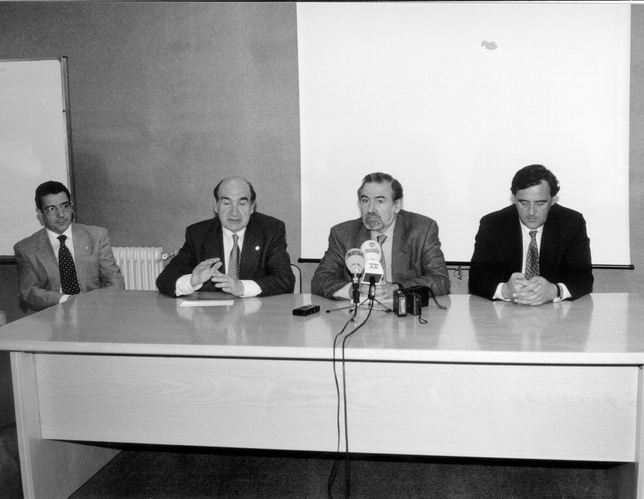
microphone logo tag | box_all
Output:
[362,241,380,260]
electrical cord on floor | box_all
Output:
[327,307,356,497]
[327,298,374,498]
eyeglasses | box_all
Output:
[42,202,73,215]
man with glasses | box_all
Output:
[14,180,124,311]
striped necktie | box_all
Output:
[377,234,387,281]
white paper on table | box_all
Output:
[178,299,234,307]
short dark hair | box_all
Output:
[213,177,257,203]
[511,164,560,197]
[35,181,72,210]
[357,172,404,202]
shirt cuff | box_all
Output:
[176,275,260,298]
[239,280,261,298]
[493,283,511,301]
[175,274,203,296]
[553,283,571,302]
[333,282,353,300]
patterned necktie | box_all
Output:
[377,234,387,281]
[525,230,539,280]
[228,233,240,280]
[58,235,81,295]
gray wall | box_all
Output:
[1,1,643,310]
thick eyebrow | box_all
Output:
[516,197,548,203]
[360,195,388,201]
[220,196,250,202]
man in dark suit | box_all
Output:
[311,172,450,300]
[156,176,295,298]
[469,164,593,305]
[14,181,125,312]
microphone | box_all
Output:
[368,275,377,299]
[345,248,365,277]
[360,240,384,285]
[345,248,365,305]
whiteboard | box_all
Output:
[297,3,631,266]
[0,58,71,257]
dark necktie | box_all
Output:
[58,235,81,295]
[377,234,387,281]
[525,230,539,280]
[228,233,240,280]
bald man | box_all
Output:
[156,177,295,298]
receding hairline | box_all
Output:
[214,176,256,203]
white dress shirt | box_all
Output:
[175,227,261,298]
[493,222,570,301]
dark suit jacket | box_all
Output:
[156,212,295,297]
[311,210,450,299]
[468,204,593,300]
[14,223,125,312]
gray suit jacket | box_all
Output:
[311,210,450,299]
[14,223,125,311]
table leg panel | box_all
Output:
[11,352,120,499]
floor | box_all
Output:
[0,424,619,498]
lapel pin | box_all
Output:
[255,246,260,251]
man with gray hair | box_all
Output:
[312,172,450,300]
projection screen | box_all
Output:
[297,3,631,266]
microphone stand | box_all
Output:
[351,275,360,309]
[358,277,391,313]
[325,274,391,315]
[326,273,362,315]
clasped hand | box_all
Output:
[190,258,244,297]
[503,272,558,306]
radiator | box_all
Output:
[112,247,165,291]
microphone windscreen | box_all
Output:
[345,248,365,273]
[360,240,382,261]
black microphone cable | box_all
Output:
[327,294,375,498]
[416,287,447,324]
[327,306,356,497]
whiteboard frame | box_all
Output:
[0,57,74,260]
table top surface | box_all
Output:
[1,290,643,364]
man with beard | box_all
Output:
[311,172,450,300]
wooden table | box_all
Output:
[1,289,643,498]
